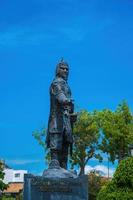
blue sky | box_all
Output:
[0,0,133,175]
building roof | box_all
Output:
[4,183,23,194]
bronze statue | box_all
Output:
[46,59,77,169]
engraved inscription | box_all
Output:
[31,179,82,193]
[39,186,72,193]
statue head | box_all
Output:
[56,58,69,80]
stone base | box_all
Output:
[23,174,88,200]
[42,159,77,179]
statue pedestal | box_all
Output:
[23,160,88,200]
[23,174,88,200]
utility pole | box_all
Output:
[107,156,109,178]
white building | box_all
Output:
[3,168,27,184]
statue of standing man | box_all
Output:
[46,59,77,169]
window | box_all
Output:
[14,173,20,178]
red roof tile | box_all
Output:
[4,183,23,194]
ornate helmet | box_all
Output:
[55,58,69,76]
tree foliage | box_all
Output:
[32,128,50,161]
[88,172,102,200]
[88,171,110,200]
[97,157,133,200]
[32,102,133,176]
[71,110,102,175]
[97,101,133,163]
[0,161,8,192]
[32,127,46,148]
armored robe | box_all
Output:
[46,76,73,151]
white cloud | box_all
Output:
[85,164,115,177]
[84,165,94,174]
[7,158,41,165]
[94,165,115,177]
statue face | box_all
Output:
[58,65,69,80]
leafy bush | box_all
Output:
[97,157,133,200]
[2,197,15,200]
[0,162,8,191]
[88,172,102,200]
[88,172,110,200]
[113,157,133,188]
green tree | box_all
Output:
[2,197,15,200]
[88,171,110,200]
[71,110,102,175]
[32,128,46,148]
[98,101,133,163]
[32,128,50,161]
[88,172,102,200]
[0,161,8,192]
[97,157,133,200]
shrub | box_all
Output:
[113,157,133,188]
[88,172,110,200]
[97,157,133,200]
[88,172,101,200]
